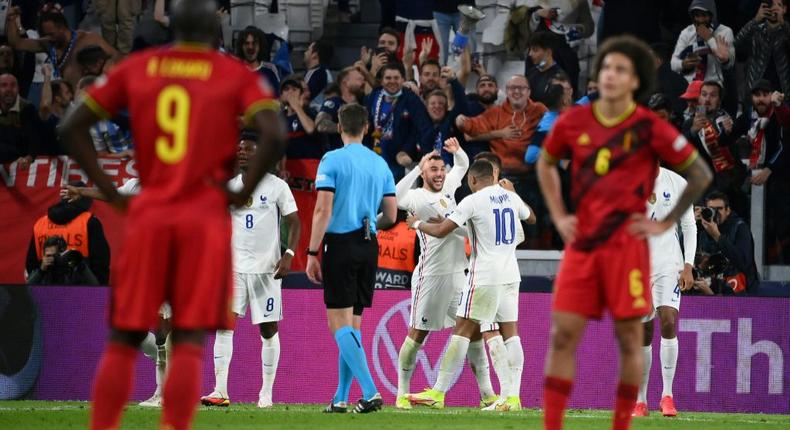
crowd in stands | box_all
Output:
[3,0,789,293]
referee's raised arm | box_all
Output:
[304,103,395,413]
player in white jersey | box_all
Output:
[201,134,301,409]
[633,166,696,418]
[61,177,171,407]
[392,138,498,410]
[406,160,535,411]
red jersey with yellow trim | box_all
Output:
[542,102,698,252]
[85,44,278,207]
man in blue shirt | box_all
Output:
[306,103,397,414]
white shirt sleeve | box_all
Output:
[117,178,141,196]
[395,165,421,211]
[448,195,474,227]
[678,179,697,266]
[444,148,469,191]
[276,180,298,216]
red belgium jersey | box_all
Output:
[85,44,278,208]
[543,102,698,251]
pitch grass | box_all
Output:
[0,401,788,429]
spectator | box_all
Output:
[377,27,401,56]
[94,0,142,54]
[422,67,469,163]
[735,0,790,104]
[647,93,679,128]
[694,191,759,294]
[417,58,441,97]
[651,42,690,117]
[525,31,567,105]
[75,44,111,78]
[734,80,789,186]
[280,78,322,161]
[364,63,433,181]
[304,41,334,110]
[680,79,703,123]
[0,73,39,165]
[432,1,476,65]
[4,6,119,87]
[26,235,99,285]
[77,76,134,159]
[357,28,403,89]
[235,26,282,96]
[25,183,111,284]
[316,66,366,151]
[529,0,595,48]
[670,0,734,85]
[0,45,15,76]
[37,65,73,156]
[682,80,749,218]
[526,77,573,165]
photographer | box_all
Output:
[26,236,99,285]
[693,191,759,295]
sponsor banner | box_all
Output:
[14,287,788,413]
[0,157,137,284]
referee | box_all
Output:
[306,103,397,413]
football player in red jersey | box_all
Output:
[58,1,285,429]
[536,35,712,430]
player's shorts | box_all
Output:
[322,229,378,314]
[232,272,282,324]
[410,272,464,331]
[111,206,234,331]
[158,302,172,320]
[456,282,519,324]
[552,231,651,320]
[642,270,681,322]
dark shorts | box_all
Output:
[322,229,378,314]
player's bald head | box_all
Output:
[171,0,220,45]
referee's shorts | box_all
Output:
[322,228,378,315]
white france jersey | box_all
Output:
[397,152,469,276]
[229,173,298,274]
[117,178,141,196]
[647,168,697,274]
[449,184,531,285]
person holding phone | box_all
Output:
[670,0,734,85]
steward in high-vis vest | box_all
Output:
[25,185,110,284]
[375,218,419,289]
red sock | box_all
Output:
[90,343,137,430]
[162,343,204,430]
[613,382,639,430]
[544,376,573,430]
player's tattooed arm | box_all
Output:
[315,112,339,134]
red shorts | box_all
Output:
[110,206,234,331]
[552,231,651,320]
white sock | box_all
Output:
[260,333,280,399]
[467,339,496,399]
[486,335,511,397]
[141,332,157,360]
[660,337,678,397]
[213,330,234,396]
[397,337,421,397]
[504,336,523,398]
[434,335,470,393]
[155,344,166,396]
[638,344,652,403]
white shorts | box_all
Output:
[232,272,282,324]
[642,271,681,322]
[410,272,464,331]
[158,302,172,320]
[456,282,519,324]
[479,322,500,333]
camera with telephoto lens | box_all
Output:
[54,249,84,269]
[701,207,719,223]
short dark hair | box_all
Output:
[379,27,400,45]
[76,45,110,68]
[380,62,406,78]
[474,151,502,170]
[528,31,555,51]
[706,190,730,207]
[240,129,259,142]
[701,80,723,98]
[551,71,570,84]
[647,93,672,112]
[592,35,656,103]
[77,75,97,89]
[310,41,334,64]
[280,77,303,93]
[419,59,441,74]
[52,79,73,99]
[39,11,68,30]
[338,103,368,136]
[544,84,566,110]
[43,235,67,252]
[468,159,495,180]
